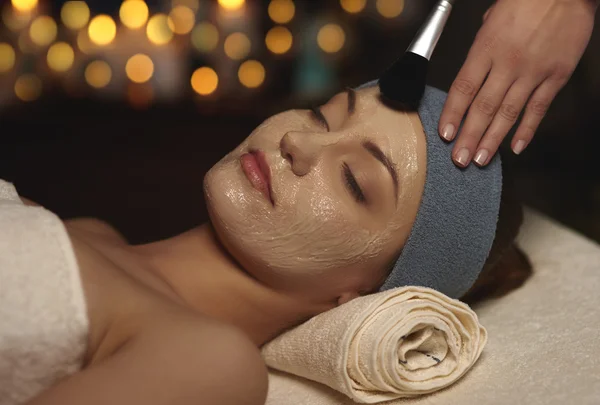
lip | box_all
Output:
[240,150,274,205]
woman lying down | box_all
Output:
[0,82,531,405]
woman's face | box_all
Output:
[204,85,427,302]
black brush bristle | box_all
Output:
[379,52,429,107]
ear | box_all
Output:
[337,291,361,306]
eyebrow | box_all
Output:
[362,141,399,203]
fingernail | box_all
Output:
[474,149,489,166]
[513,140,526,155]
[455,148,470,167]
[441,124,455,141]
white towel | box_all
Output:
[0,179,89,405]
[261,286,486,403]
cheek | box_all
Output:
[249,173,386,277]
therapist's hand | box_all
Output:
[439,0,597,167]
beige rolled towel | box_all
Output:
[261,286,487,403]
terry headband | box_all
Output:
[357,81,503,299]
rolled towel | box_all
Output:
[261,286,487,403]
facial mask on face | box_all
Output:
[356,81,503,299]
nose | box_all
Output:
[280,131,337,176]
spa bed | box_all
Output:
[265,209,600,405]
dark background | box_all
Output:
[1,0,599,244]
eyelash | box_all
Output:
[310,107,363,204]
[310,106,329,131]
[343,163,366,204]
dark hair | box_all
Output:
[460,162,533,305]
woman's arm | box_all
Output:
[26,316,268,405]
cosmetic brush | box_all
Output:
[379,0,456,106]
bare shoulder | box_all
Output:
[28,309,268,405]
[122,311,269,404]
[65,217,128,243]
[137,311,269,402]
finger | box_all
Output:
[473,79,537,166]
[451,69,515,167]
[511,79,562,155]
[439,50,492,142]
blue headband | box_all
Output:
[357,81,502,298]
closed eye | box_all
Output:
[343,163,366,204]
[310,106,329,131]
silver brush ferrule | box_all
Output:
[406,0,454,60]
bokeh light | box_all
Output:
[317,23,345,53]
[0,43,16,73]
[146,14,173,45]
[88,15,117,46]
[340,0,366,13]
[29,16,57,47]
[224,32,251,60]
[168,5,195,35]
[125,53,154,84]
[238,60,265,88]
[11,0,37,13]
[218,0,245,11]
[47,42,75,72]
[3,5,32,32]
[172,0,200,12]
[376,0,405,18]
[85,60,112,88]
[268,0,295,24]
[119,0,149,29]
[14,74,42,102]
[61,1,90,30]
[191,67,218,95]
[265,26,293,55]
[191,22,219,52]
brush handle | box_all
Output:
[407,0,454,60]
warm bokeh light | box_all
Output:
[218,0,245,11]
[61,1,90,30]
[317,23,345,53]
[85,60,112,88]
[172,0,199,11]
[146,14,173,45]
[0,43,16,73]
[168,5,195,35]
[119,0,149,29]
[224,32,251,60]
[11,0,37,13]
[265,26,293,55]
[88,15,117,46]
[238,60,265,88]
[191,22,219,52]
[47,42,75,72]
[125,53,154,84]
[29,16,57,47]
[340,0,366,13]
[191,67,218,95]
[3,5,32,32]
[268,0,295,24]
[14,74,42,102]
[376,0,405,18]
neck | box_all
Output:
[116,224,328,346]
